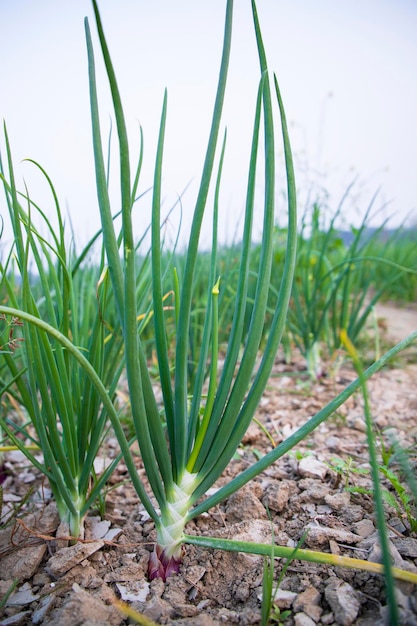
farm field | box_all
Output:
[1,301,416,625]
[1,2,417,624]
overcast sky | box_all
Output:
[1,1,416,248]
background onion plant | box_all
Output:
[0,128,155,537]
[260,193,417,379]
[0,0,416,609]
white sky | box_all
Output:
[1,0,417,249]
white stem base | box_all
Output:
[158,470,198,559]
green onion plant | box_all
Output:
[364,223,417,303]
[0,130,155,537]
[286,196,417,378]
[83,0,300,578]
[82,0,417,581]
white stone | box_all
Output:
[298,456,328,479]
[115,581,150,603]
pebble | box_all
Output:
[0,545,47,585]
[340,504,365,523]
[274,588,297,609]
[325,435,343,451]
[368,538,406,568]
[115,580,150,603]
[294,612,316,626]
[298,480,331,502]
[225,485,267,522]
[93,455,114,474]
[85,517,112,540]
[324,578,360,626]
[31,594,56,625]
[294,586,322,621]
[305,523,362,548]
[352,518,375,538]
[293,586,321,611]
[257,587,297,609]
[42,583,123,626]
[350,416,366,432]
[6,582,39,606]
[0,611,32,625]
[263,481,290,512]
[0,503,60,583]
[325,491,351,511]
[298,456,328,479]
[392,536,417,558]
[46,540,104,578]
[388,517,408,534]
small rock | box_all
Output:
[104,561,145,583]
[0,503,60,583]
[184,565,206,589]
[298,456,328,479]
[388,517,408,534]
[103,527,123,542]
[61,563,103,590]
[171,604,200,618]
[263,481,290,512]
[85,517,111,540]
[350,416,366,432]
[235,581,250,602]
[329,539,341,555]
[340,504,364,523]
[273,588,297,609]
[1,493,21,503]
[46,540,104,578]
[32,594,57,625]
[6,582,39,606]
[293,586,323,622]
[368,538,406,568]
[241,421,261,444]
[229,519,273,546]
[135,594,175,623]
[43,583,123,626]
[354,611,383,626]
[0,580,15,596]
[380,587,417,626]
[316,504,333,515]
[115,580,150,603]
[305,523,362,548]
[294,612,316,626]
[225,485,267,522]
[0,545,47,584]
[325,435,343,451]
[93,455,113,474]
[298,480,331,502]
[293,585,321,611]
[4,450,27,464]
[325,492,350,511]
[324,578,360,626]
[353,519,375,538]
[218,608,240,623]
[55,520,70,550]
[0,611,32,626]
[305,604,323,621]
[392,536,417,558]
[32,572,53,587]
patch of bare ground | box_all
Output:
[1,304,416,625]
